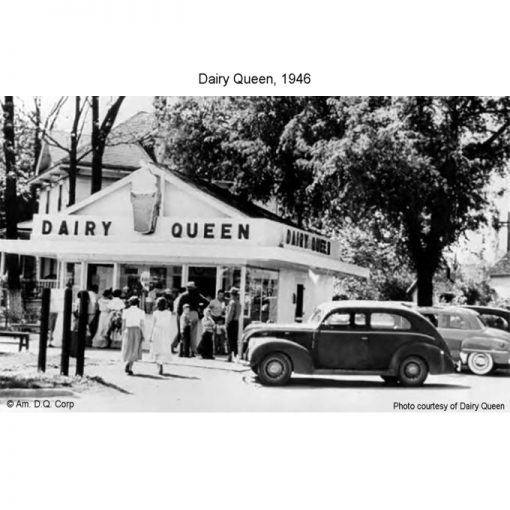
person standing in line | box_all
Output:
[92,289,113,348]
[179,303,192,358]
[171,287,186,354]
[149,297,174,375]
[121,296,145,375]
[87,285,100,343]
[106,289,125,348]
[225,287,241,362]
[209,289,226,354]
[198,307,215,359]
[177,282,208,357]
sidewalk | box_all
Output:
[0,335,249,374]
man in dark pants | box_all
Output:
[176,282,209,357]
[225,287,241,362]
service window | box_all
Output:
[371,312,411,330]
[323,312,351,328]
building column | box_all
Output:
[238,265,247,357]
[79,261,88,290]
[112,262,120,289]
[182,264,189,286]
[58,260,66,288]
[215,265,223,295]
[0,251,5,277]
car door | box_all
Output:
[437,312,469,360]
[315,310,369,369]
[365,311,415,370]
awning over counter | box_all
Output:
[0,239,369,279]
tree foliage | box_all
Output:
[156,96,510,305]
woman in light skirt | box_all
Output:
[149,297,174,375]
[121,296,145,375]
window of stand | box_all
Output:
[119,264,182,296]
[245,267,279,323]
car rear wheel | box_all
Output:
[258,353,292,386]
[398,356,428,387]
[381,376,399,385]
[467,352,494,376]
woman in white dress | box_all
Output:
[121,296,145,375]
[92,289,113,348]
[149,297,174,375]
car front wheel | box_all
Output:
[258,353,292,386]
[398,356,428,387]
[467,352,494,376]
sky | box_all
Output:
[19,96,155,133]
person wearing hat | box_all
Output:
[225,287,242,362]
[121,296,146,375]
[177,281,209,356]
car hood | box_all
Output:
[482,327,510,342]
[244,322,316,334]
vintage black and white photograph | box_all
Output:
[1,96,510,412]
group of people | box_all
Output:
[65,281,243,376]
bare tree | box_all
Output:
[91,96,125,194]
[30,96,90,206]
[2,96,22,319]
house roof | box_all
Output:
[73,142,154,170]
[162,164,301,228]
[489,252,510,276]
[32,111,157,181]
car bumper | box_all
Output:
[460,350,510,366]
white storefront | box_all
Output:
[0,162,368,327]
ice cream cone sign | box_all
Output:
[130,162,162,235]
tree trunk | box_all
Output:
[91,96,101,194]
[91,96,125,195]
[67,96,83,206]
[2,96,23,321]
[416,264,435,306]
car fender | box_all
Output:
[250,338,314,374]
[460,336,510,364]
[389,341,449,375]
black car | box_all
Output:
[462,305,510,333]
[242,301,456,386]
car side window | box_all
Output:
[371,312,411,330]
[322,312,351,328]
[481,314,508,330]
[441,313,470,330]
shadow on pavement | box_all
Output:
[87,376,133,395]
[245,376,470,390]
[162,373,201,380]
[132,372,200,381]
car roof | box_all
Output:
[463,305,510,315]
[318,301,416,314]
[418,306,479,316]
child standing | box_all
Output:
[179,304,192,358]
[198,307,215,359]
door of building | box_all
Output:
[295,284,305,322]
[188,266,217,300]
[87,264,114,293]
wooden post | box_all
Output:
[60,287,73,376]
[238,265,247,359]
[75,291,89,376]
[38,288,51,372]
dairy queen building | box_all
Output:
[0,113,368,336]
